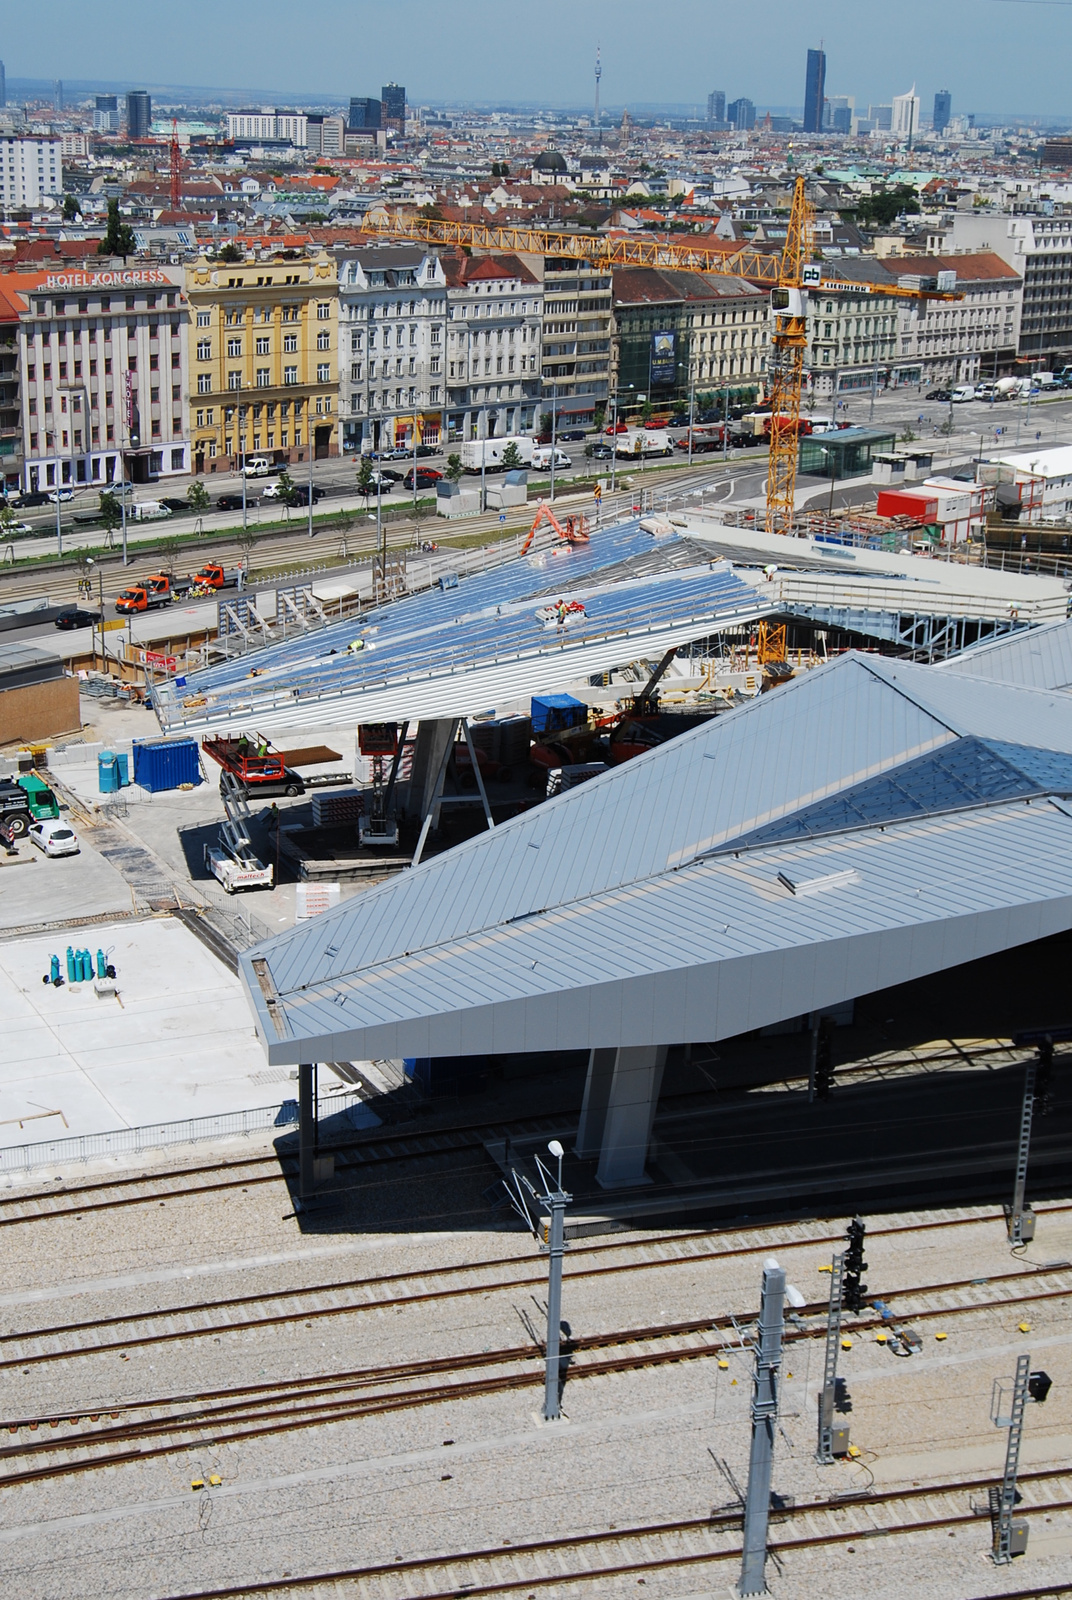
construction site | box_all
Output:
[1,180,1072,1600]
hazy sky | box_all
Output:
[5,0,1071,115]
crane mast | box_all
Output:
[764,176,813,535]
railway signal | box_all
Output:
[812,1015,836,1100]
[504,1139,572,1421]
[843,1217,868,1313]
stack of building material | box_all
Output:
[312,789,365,827]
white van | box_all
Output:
[951,385,977,403]
[531,446,572,470]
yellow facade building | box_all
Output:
[184,251,338,474]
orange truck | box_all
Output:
[175,563,246,598]
[114,574,173,614]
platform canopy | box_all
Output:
[938,614,1072,692]
[241,650,1072,1067]
[154,521,773,737]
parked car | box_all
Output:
[48,488,75,504]
[369,468,404,485]
[54,605,101,630]
[159,497,189,512]
[242,457,273,477]
[29,819,80,857]
[415,443,440,458]
[287,484,325,506]
[383,446,413,460]
[10,490,50,509]
[216,492,253,511]
[926,388,952,401]
[402,469,442,490]
[260,480,289,499]
[559,429,587,442]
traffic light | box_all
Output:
[843,1216,868,1313]
[814,1015,836,1099]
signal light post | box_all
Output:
[506,1140,571,1422]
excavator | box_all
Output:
[520,501,590,557]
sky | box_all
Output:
[4,0,1072,118]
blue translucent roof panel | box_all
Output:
[722,736,1072,849]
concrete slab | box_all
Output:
[0,832,133,932]
[0,916,275,1142]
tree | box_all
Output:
[157,535,181,579]
[99,491,122,546]
[500,442,523,471]
[276,468,295,518]
[640,399,654,422]
[539,412,553,437]
[216,241,244,263]
[899,423,918,444]
[62,193,80,221]
[445,452,463,484]
[418,202,444,220]
[356,457,374,501]
[845,183,921,230]
[236,523,257,569]
[98,199,135,258]
[592,405,606,431]
[187,479,210,533]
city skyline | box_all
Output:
[1,0,1071,118]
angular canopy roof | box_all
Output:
[241,651,1072,1064]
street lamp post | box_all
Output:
[549,382,558,503]
[820,445,836,516]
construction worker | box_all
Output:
[268,802,279,830]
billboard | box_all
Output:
[649,330,676,388]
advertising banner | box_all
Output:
[649,330,676,389]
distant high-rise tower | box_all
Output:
[381,83,405,131]
[0,62,6,110]
[803,48,826,134]
[348,96,381,130]
[594,44,602,136]
[707,90,726,126]
[53,80,63,112]
[892,85,920,142]
[126,90,151,140]
[933,88,952,134]
[727,97,756,132]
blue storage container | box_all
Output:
[115,752,129,787]
[133,738,201,793]
[531,693,588,736]
[97,751,120,794]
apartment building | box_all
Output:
[0,135,62,210]
[612,268,767,413]
[7,265,191,494]
[0,281,22,492]
[537,257,611,428]
[805,252,1021,397]
[334,243,447,454]
[933,211,1070,367]
[442,252,543,442]
[184,251,338,473]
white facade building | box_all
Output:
[225,111,307,147]
[335,244,448,454]
[891,88,920,140]
[10,265,191,492]
[0,136,62,210]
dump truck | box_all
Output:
[0,777,32,838]
[16,773,60,821]
[114,574,173,615]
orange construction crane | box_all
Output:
[764,179,812,535]
[364,202,963,539]
[169,119,182,214]
[520,501,590,556]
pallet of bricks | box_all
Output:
[469,714,532,771]
[312,789,365,827]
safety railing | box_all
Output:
[0,1103,298,1176]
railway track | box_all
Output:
[0,1039,1048,1225]
[93,1471,1072,1600]
[4,1242,1071,1462]
[6,1200,1070,1372]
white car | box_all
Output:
[48,488,75,503]
[29,819,80,857]
[261,480,288,499]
